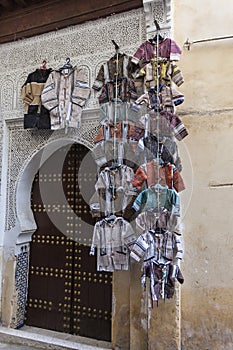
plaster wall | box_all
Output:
[173,1,233,348]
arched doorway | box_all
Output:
[25,142,112,342]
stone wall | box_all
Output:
[174,0,233,348]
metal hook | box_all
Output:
[183,38,192,50]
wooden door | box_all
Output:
[25,143,112,342]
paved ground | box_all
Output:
[0,343,38,350]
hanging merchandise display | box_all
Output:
[134,208,183,235]
[141,133,183,172]
[89,42,140,272]
[21,60,52,129]
[41,58,91,130]
[126,20,186,306]
[93,120,145,144]
[139,109,188,141]
[89,27,187,304]
[19,9,190,312]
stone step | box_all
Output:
[0,326,112,350]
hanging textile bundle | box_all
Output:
[89,29,187,306]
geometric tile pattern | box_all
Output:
[14,247,29,328]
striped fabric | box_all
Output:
[41,67,90,129]
[129,229,183,262]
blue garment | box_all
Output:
[132,184,180,216]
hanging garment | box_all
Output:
[130,224,184,304]
[131,159,185,192]
[141,260,184,305]
[92,139,146,171]
[90,216,136,271]
[142,60,184,89]
[97,78,138,104]
[136,110,188,142]
[135,59,184,111]
[93,121,145,144]
[94,121,128,143]
[21,68,52,129]
[135,208,170,232]
[131,38,182,68]
[139,112,182,168]
[135,208,183,235]
[141,134,182,172]
[122,140,146,171]
[159,109,188,140]
[41,66,90,129]
[129,227,183,263]
[139,111,172,138]
[92,139,125,167]
[135,85,184,112]
[99,100,140,124]
[92,53,139,104]
[132,184,180,216]
[141,109,188,141]
[89,164,136,218]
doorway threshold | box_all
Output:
[0,325,112,350]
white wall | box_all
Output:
[173,1,233,348]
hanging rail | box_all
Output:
[184,35,233,50]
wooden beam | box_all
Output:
[14,0,28,6]
[0,0,143,44]
[0,0,14,10]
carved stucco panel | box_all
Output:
[1,78,14,111]
[143,0,171,37]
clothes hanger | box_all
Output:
[59,57,73,71]
[109,162,121,170]
[111,40,124,59]
[151,183,166,190]
[40,60,47,70]
[105,214,117,223]
[112,39,120,51]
